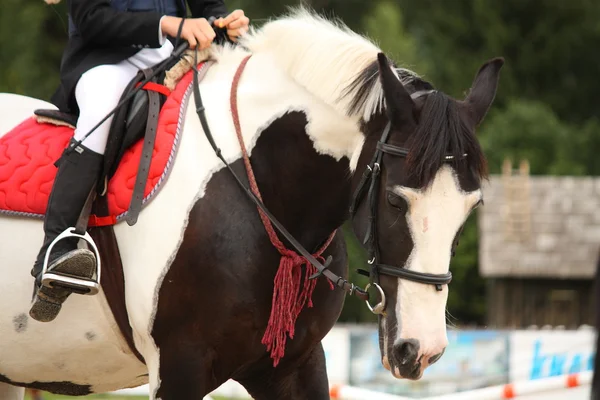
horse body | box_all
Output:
[0,9,503,399]
[0,20,363,397]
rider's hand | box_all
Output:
[160,16,216,49]
[214,10,250,42]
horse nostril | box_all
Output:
[393,339,420,366]
[428,349,445,365]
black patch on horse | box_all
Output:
[12,313,28,333]
[0,374,92,396]
[151,111,350,398]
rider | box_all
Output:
[31,0,250,322]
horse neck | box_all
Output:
[248,112,354,251]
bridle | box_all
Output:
[349,89,459,315]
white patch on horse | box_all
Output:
[392,166,481,361]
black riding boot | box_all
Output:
[30,139,104,322]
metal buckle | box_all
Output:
[364,283,386,315]
[40,227,101,296]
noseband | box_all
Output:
[349,90,458,314]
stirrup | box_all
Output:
[40,227,101,295]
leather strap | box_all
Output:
[349,123,391,218]
[376,142,409,157]
[377,264,452,291]
[126,69,161,226]
[74,182,98,235]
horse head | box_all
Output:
[349,53,503,379]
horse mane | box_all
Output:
[404,92,488,188]
[241,7,412,121]
[238,8,487,187]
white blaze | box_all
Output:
[393,165,481,361]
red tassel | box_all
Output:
[261,251,335,367]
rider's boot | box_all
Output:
[29,139,103,322]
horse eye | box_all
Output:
[387,192,407,211]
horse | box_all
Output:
[0,9,503,399]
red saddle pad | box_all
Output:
[0,63,204,225]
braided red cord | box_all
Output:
[230,55,335,366]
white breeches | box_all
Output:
[73,40,174,154]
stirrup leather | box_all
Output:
[40,228,101,295]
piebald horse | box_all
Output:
[0,10,502,399]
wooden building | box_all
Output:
[478,160,600,329]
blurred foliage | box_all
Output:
[1,0,597,327]
[480,99,586,176]
[0,0,67,102]
[395,0,600,124]
[362,1,429,75]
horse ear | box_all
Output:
[377,53,416,128]
[464,57,504,126]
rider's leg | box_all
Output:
[29,40,174,322]
[29,62,141,322]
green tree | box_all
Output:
[480,98,585,176]
[395,0,600,124]
[480,98,600,176]
[0,0,68,101]
[362,0,429,75]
